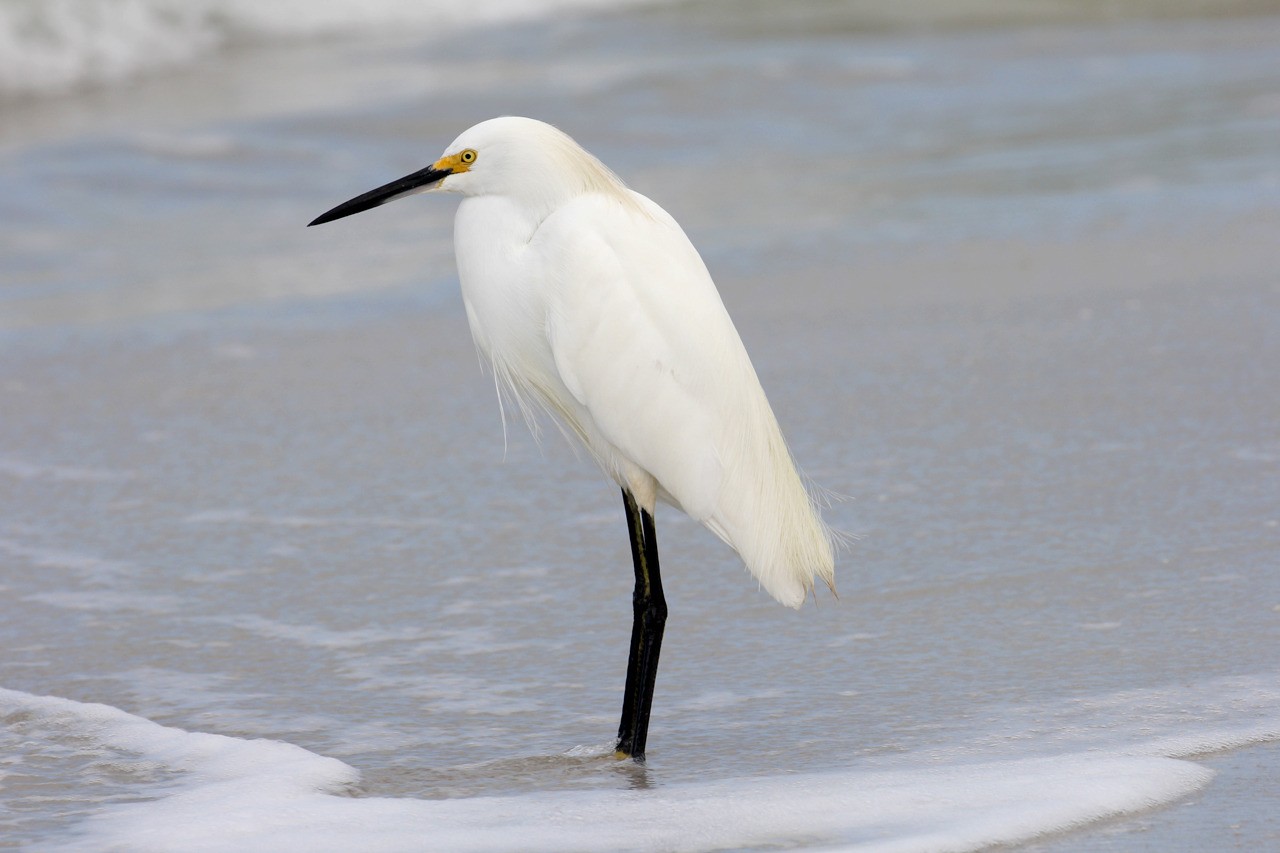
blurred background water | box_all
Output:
[1,0,1279,850]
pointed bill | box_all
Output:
[308,164,451,226]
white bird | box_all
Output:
[310,117,835,761]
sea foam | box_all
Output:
[0,0,657,98]
[5,683,1271,852]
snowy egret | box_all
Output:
[310,117,835,761]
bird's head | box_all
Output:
[308,117,628,227]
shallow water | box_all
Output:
[2,1,1279,850]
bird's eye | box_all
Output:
[460,149,477,164]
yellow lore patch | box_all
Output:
[434,148,478,173]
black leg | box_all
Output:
[615,488,667,761]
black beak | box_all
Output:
[308,165,452,226]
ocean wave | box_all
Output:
[5,675,1279,851]
[0,685,1210,853]
[0,0,654,98]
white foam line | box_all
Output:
[0,686,1229,853]
[0,0,668,97]
[0,456,135,482]
[184,508,448,529]
[0,538,137,579]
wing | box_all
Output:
[534,192,750,521]
[532,191,834,607]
